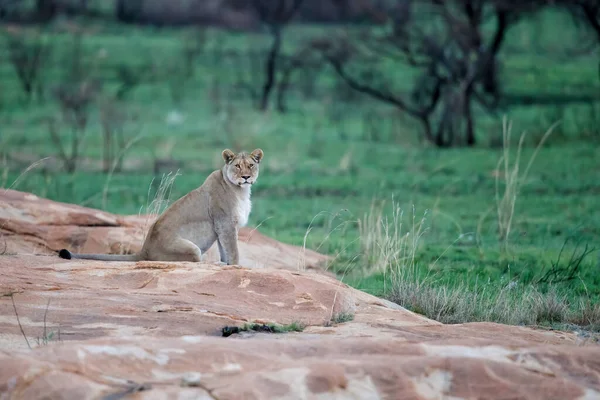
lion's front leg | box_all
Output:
[215,224,239,265]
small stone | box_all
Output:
[180,372,203,387]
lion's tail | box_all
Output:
[58,249,140,262]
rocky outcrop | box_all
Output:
[0,189,329,271]
[2,253,598,399]
[3,335,600,399]
[0,254,436,348]
[1,190,599,399]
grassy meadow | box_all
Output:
[1,10,600,331]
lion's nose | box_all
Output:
[242,176,250,180]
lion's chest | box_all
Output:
[234,196,251,227]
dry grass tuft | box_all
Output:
[495,117,559,253]
[139,170,181,239]
[358,198,428,279]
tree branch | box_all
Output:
[324,54,423,117]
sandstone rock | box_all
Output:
[0,254,437,350]
[1,190,600,399]
[0,253,596,399]
[0,189,329,271]
[2,335,600,399]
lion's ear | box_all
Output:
[250,148,264,164]
[222,149,235,164]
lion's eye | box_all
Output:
[249,164,254,169]
[236,165,241,169]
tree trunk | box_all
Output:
[465,93,475,146]
[260,28,282,111]
[36,0,56,22]
[276,58,297,113]
[417,114,435,145]
[116,0,143,23]
[434,92,454,148]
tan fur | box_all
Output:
[58,149,264,265]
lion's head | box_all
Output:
[222,148,263,187]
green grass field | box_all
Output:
[1,10,600,331]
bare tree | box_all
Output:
[49,79,101,173]
[99,96,140,173]
[276,44,322,112]
[4,28,52,102]
[47,27,102,173]
[251,0,304,111]
[315,0,545,147]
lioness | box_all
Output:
[58,148,264,265]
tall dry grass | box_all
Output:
[494,117,559,253]
[357,196,599,331]
[138,170,181,240]
[358,198,428,278]
[387,278,580,326]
